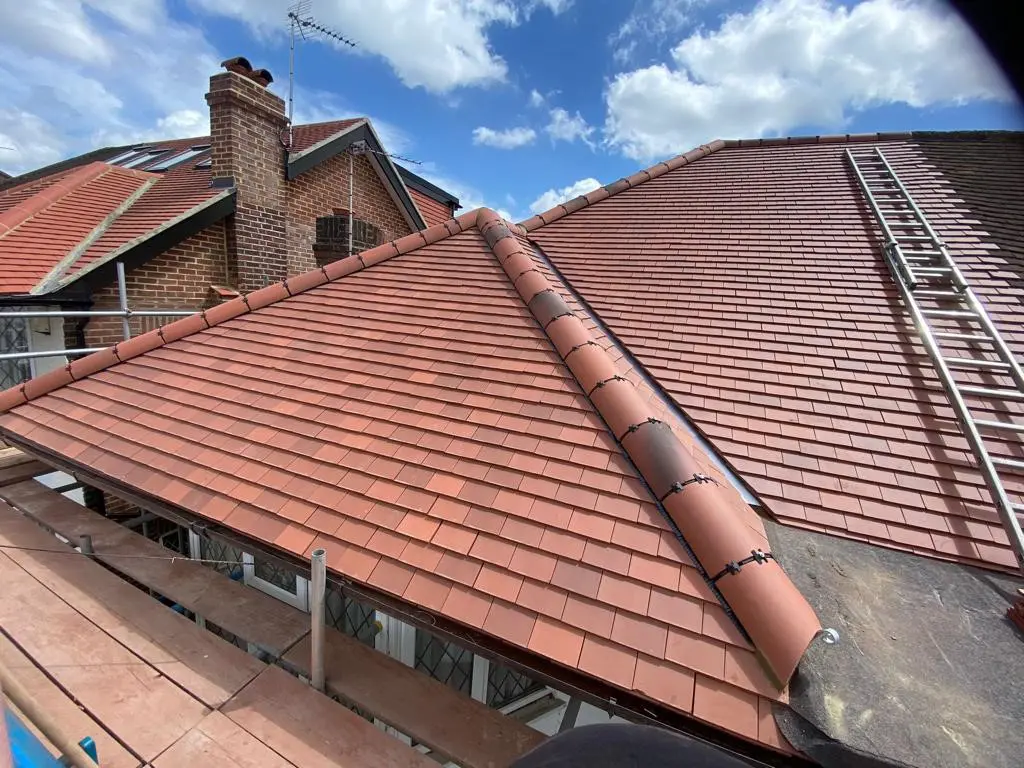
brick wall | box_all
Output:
[286,152,412,274]
[83,222,229,348]
[206,71,288,293]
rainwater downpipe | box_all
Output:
[348,150,354,259]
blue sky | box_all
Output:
[2,0,1021,220]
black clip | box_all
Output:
[567,341,596,356]
[624,417,660,435]
[659,473,716,501]
[588,375,627,394]
[544,310,574,328]
[709,549,775,583]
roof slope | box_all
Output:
[526,133,1024,573]
[408,188,452,227]
[0,162,157,294]
[0,144,230,296]
[290,119,362,152]
[0,209,819,750]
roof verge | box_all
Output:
[519,131,930,234]
[476,208,822,687]
[519,141,726,232]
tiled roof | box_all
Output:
[0,140,228,296]
[0,118,443,295]
[526,132,1024,573]
[409,188,452,227]
[289,119,362,153]
[0,209,821,750]
[0,162,158,294]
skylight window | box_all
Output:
[147,145,211,172]
[194,157,212,169]
[120,149,169,169]
[107,148,145,165]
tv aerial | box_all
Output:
[286,0,357,147]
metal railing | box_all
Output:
[0,263,194,363]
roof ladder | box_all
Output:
[846,147,1024,573]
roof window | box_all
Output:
[119,148,170,169]
[147,145,212,172]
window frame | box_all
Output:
[241,551,309,611]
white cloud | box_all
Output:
[527,0,573,14]
[528,89,545,108]
[0,0,221,175]
[415,163,513,220]
[545,107,595,146]
[472,126,537,149]
[0,110,66,174]
[605,0,1018,161]
[529,177,601,214]
[610,0,711,65]
[189,0,519,93]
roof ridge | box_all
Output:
[519,130,977,233]
[32,171,159,294]
[519,141,726,232]
[477,209,821,687]
[0,162,112,239]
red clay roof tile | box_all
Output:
[528,134,1024,574]
[0,207,821,750]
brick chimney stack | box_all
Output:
[206,57,288,294]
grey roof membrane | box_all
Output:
[768,521,1024,768]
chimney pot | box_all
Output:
[251,68,274,87]
[219,57,273,87]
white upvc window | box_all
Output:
[241,551,309,611]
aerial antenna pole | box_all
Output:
[285,0,356,149]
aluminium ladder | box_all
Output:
[846,147,1024,573]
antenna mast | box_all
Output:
[286,0,357,148]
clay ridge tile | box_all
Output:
[0,207,484,413]
[518,132,920,233]
[519,140,726,233]
[722,131,912,148]
[474,208,821,688]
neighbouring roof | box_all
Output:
[0,119,455,297]
[0,208,822,755]
[0,153,231,296]
[398,166,461,227]
[284,119,427,232]
[525,131,1024,575]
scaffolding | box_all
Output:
[0,263,193,376]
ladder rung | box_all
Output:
[943,357,1010,369]
[887,222,925,228]
[895,236,933,241]
[900,249,943,256]
[911,268,953,274]
[960,385,1024,400]
[921,309,975,317]
[991,456,1024,470]
[933,331,991,341]
[975,418,1024,432]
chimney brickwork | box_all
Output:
[206,70,289,293]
